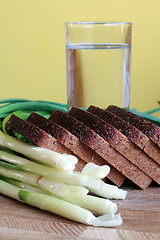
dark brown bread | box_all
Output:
[87,106,160,185]
[144,141,160,165]
[69,107,160,185]
[6,114,86,172]
[88,106,148,149]
[88,105,160,165]
[49,110,152,189]
[27,112,125,187]
[106,105,160,147]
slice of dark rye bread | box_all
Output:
[69,107,160,185]
[88,105,160,165]
[6,114,86,172]
[27,112,125,187]
[106,105,160,148]
[87,106,160,185]
[49,110,152,189]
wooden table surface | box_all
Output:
[0,182,160,240]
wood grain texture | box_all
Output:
[0,183,160,240]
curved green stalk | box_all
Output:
[144,107,160,114]
[0,98,67,108]
[0,101,68,115]
[2,110,53,135]
[0,98,31,104]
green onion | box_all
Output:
[144,107,160,115]
[0,98,31,104]
[0,174,117,215]
[0,149,127,199]
[0,179,21,201]
[0,164,69,196]
[81,162,110,179]
[0,98,67,107]
[0,101,67,115]
[0,131,78,172]
[58,191,117,215]
[0,176,49,194]
[0,179,122,227]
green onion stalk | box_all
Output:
[0,131,77,172]
[0,179,122,227]
[0,149,127,200]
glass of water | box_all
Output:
[65,22,132,110]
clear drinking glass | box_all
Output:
[65,22,132,110]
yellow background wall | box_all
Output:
[0,0,160,112]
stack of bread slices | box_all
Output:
[6,105,160,190]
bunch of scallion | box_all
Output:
[0,130,127,227]
[0,98,128,227]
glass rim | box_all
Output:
[65,21,132,26]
